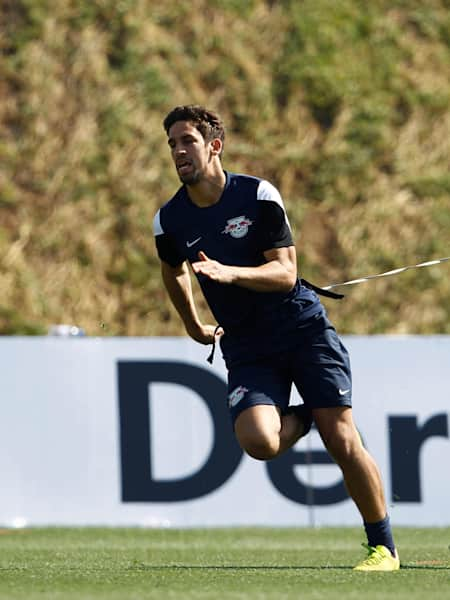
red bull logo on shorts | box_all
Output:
[228,385,249,408]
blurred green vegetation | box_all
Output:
[1,0,449,336]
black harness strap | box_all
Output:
[301,278,344,300]
[206,325,222,364]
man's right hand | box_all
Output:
[187,323,224,345]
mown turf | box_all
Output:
[0,527,448,599]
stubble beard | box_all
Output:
[178,167,202,186]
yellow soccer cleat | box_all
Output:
[353,544,400,571]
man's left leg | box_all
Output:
[313,406,400,571]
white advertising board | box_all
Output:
[0,336,449,527]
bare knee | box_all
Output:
[315,408,363,466]
[234,405,281,460]
[239,433,279,461]
[323,428,360,465]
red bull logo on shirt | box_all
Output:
[222,216,253,239]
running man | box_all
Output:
[153,105,399,571]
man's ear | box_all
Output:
[210,137,223,156]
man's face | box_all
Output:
[167,120,212,185]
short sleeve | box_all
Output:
[256,180,293,250]
[153,210,185,267]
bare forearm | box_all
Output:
[227,261,296,292]
[192,248,297,293]
[162,263,201,334]
[161,262,220,344]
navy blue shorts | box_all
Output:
[227,314,352,424]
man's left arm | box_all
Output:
[191,247,297,293]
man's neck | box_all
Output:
[186,169,226,208]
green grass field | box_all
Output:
[0,527,448,599]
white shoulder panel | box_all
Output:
[257,180,290,226]
[257,180,284,208]
[152,210,163,236]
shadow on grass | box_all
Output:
[128,563,449,571]
[1,563,447,574]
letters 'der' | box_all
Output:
[118,361,449,505]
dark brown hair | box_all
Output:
[163,105,225,148]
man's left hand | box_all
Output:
[192,251,235,284]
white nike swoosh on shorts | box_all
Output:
[339,388,351,395]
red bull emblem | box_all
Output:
[228,385,249,408]
[222,215,253,239]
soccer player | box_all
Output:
[153,105,399,571]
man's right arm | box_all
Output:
[160,260,220,345]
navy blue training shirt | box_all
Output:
[153,171,324,366]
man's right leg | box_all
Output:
[228,358,312,460]
[234,404,310,461]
